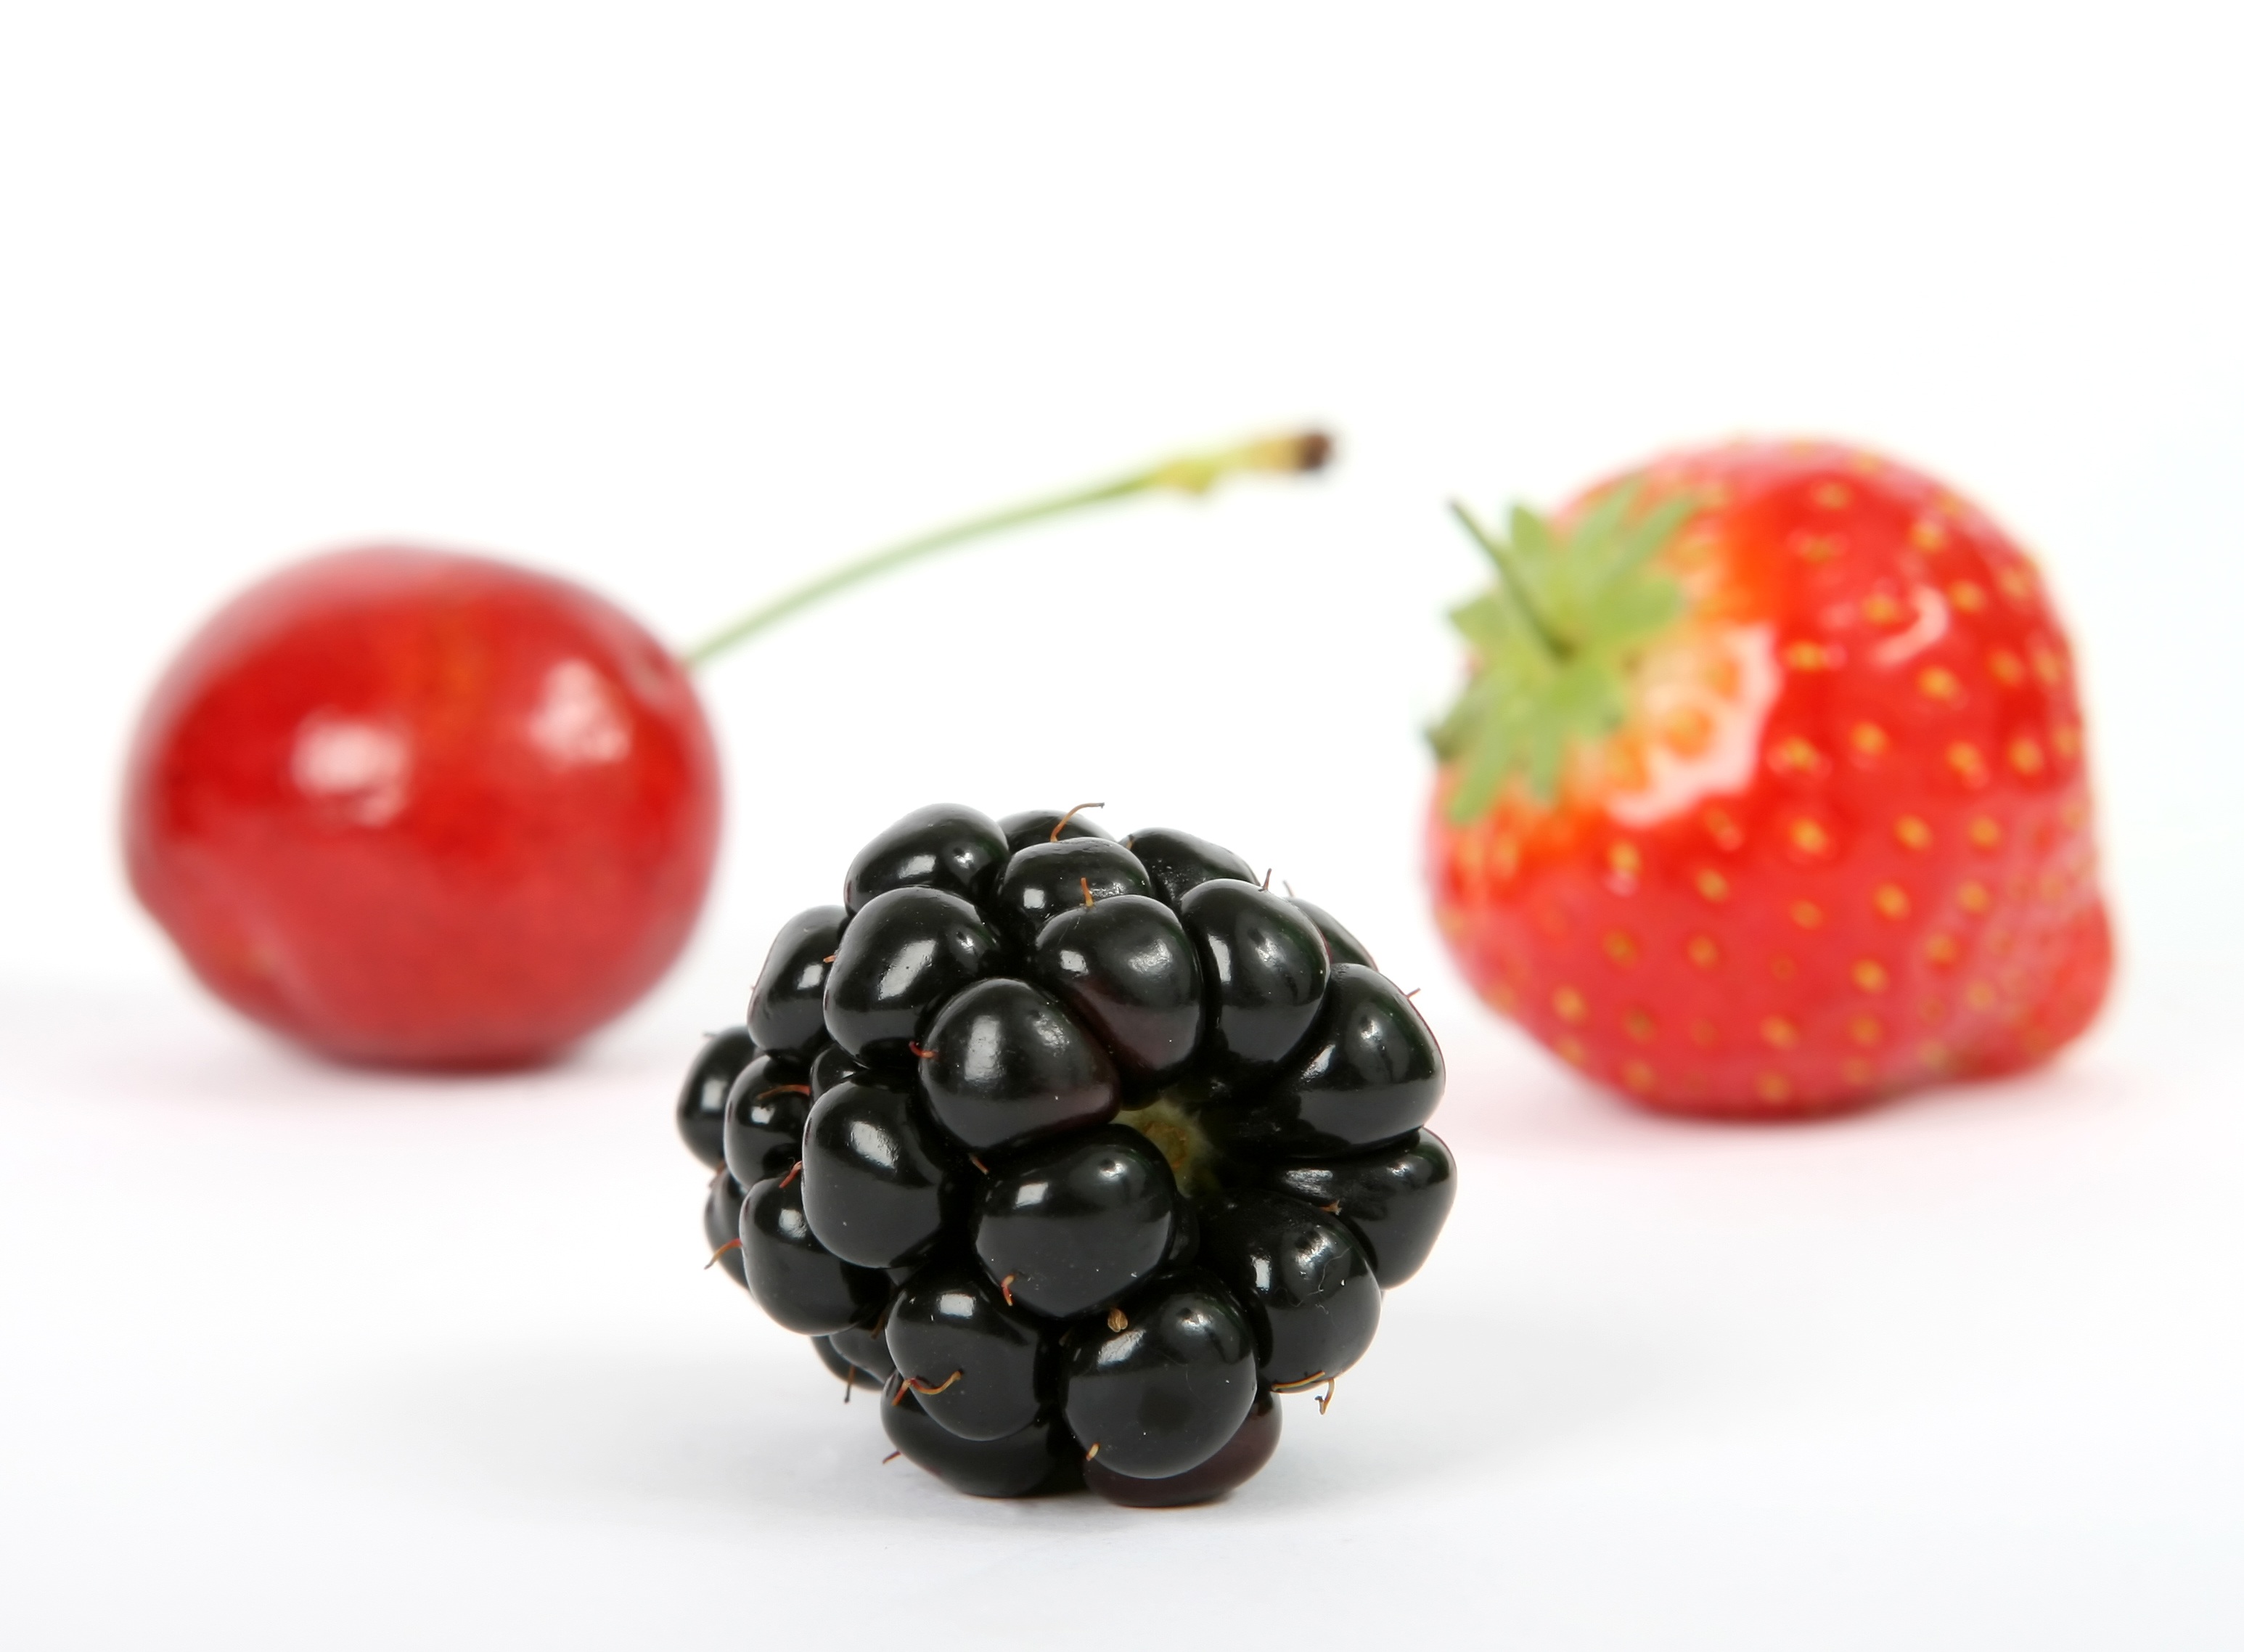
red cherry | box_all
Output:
[121,431,1330,1071]
[123,547,720,1068]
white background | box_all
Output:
[4,3,2241,1646]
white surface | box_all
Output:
[3,3,2243,1647]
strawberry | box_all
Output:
[1425,441,2111,1119]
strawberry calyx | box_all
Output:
[1430,481,1701,823]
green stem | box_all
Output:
[682,430,1333,668]
[1446,500,1570,663]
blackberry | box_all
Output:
[972,1125,1179,1318]
[814,1333,886,1391]
[723,1052,815,1187]
[677,803,1456,1504]
[703,1167,749,1288]
[1083,1389,1281,1508]
[677,1026,757,1171]
[800,1076,963,1267]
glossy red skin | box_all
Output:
[124,547,721,1068]
[1428,443,2112,1119]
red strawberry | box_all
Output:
[1425,441,2111,1119]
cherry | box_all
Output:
[123,433,1330,1068]
[124,547,721,1068]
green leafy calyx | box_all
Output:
[1430,480,1700,824]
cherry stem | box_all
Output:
[1447,500,1570,664]
[681,431,1332,667]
